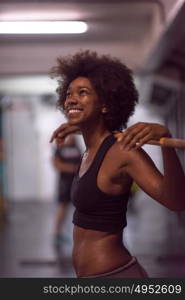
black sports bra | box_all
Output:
[71,135,130,232]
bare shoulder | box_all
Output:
[124,147,156,167]
[106,140,127,166]
[109,140,151,167]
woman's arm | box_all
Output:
[118,122,185,211]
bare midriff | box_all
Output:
[72,225,132,277]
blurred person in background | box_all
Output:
[0,137,6,228]
[52,134,81,246]
[50,50,185,278]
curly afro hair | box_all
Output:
[51,50,138,132]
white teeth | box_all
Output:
[69,109,82,113]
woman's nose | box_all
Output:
[65,95,79,109]
[66,96,78,104]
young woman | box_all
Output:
[50,50,185,278]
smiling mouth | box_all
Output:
[68,108,83,115]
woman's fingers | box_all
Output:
[49,130,57,143]
[49,123,68,143]
[50,123,81,144]
[115,122,170,150]
[116,123,149,149]
[125,128,151,150]
[134,133,153,149]
[55,137,66,147]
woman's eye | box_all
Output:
[80,89,87,95]
[66,92,71,98]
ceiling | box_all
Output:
[142,0,185,77]
[0,0,184,76]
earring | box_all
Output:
[102,107,108,113]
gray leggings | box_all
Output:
[82,257,148,278]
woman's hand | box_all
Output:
[50,123,81,146]
[115,122,171,150]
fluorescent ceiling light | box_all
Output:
[0,21,88,34]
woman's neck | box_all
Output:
[81,126,111,152]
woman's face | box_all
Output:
[64,77,104,126]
